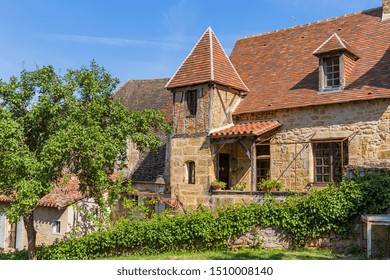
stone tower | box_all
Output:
[165,27,248,209]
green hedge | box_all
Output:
[2,169,389,260]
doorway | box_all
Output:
[218,153,230,188]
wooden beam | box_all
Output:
[250,138,257,192]
[237,140,251,159]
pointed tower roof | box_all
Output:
[313,33,359,59]
[166,27,249,92]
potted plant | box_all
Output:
[257,179,283,193]
[233,182,247,191]
[211,180,227,190]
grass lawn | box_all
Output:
[103,248,366,260]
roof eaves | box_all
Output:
[232,95,390,116]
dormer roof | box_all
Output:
[166,27,249,92]
[230,7,390,115]
[313,33,359,59]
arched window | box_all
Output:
[186,161,195,184]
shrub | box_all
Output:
[257,179,283,192]
[10,168,387,259]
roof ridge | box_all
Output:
[313,33,342,54]
[166,27,249,91]
[210,30,249,92]
[237,7,381,41]
[165,28,212,89]
[209,27,214,81]
[334,33,347,49]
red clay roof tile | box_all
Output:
[313,33,358,58]
[230,7,390,115]
[0,175,83,209]
[210,120,281,137]
[166,28,248,92]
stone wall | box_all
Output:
[172,84,241,135]
[170,136,215,208]
[216,141,251,190]
[383,0,390,16]
[230,224,363,253]
[124,133,169,183]
[172,84,211,135]
[170,83,244,208]
[0,199,97,251]
[236,99,390,191]
[210,85,241,131]
[210,191,287,211]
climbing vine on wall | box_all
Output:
[1,169,389,260]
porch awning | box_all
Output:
[210,120,281,138]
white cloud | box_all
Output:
[39,33,181,50]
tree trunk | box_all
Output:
[23,212,37,260]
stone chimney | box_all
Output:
[383,0,390,21]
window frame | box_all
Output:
[256,142,271,183]
[319,53,344,93]
[186,161,196,184]
[323,56,340,88]
[52,219,61,235]
[185,90,198,116]
[313,141,348,185]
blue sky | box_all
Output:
[0,0,381,86]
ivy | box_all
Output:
[2,170,388,260]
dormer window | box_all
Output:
[323,55,341,89]
[313,33,359,93]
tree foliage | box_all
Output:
[0,61,171,259]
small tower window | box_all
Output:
[186,161,196,184]
[185,90,198,116]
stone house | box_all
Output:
[0,175,96,251]
[164,3,390,209]
[113,79,173,212]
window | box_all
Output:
[319,55,343,92]
[52,220,61,234]
[313,141,348,184]
[256,143,270,182]
[8,223,16,248]
[186,161,195,184]
[323,56,340,88]
[185,90,197,116]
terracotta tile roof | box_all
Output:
[113,78,173,123]
[0,175,83,209]
[166,27,248,92]
[313,33,358,58]
[38,175,83,208]
[210,120,281,137]
[230,7,390,115]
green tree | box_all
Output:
[0,61,170,259]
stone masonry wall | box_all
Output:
[236,99,390,191]
[170,83,244,208]
[230,224,363,253]
[173,84,211,135]
[384,0,390,15]
[210,85,241,131]
[170,136,215,209]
